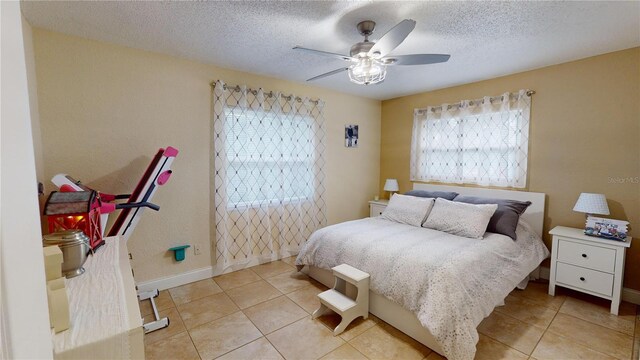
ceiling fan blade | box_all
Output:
[307,68,349,81]
[367,19,416,58]
[383,54,451,66]
[306,68,349,82]
[293,46,355,62]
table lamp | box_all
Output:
[384,179,399,199]
[573,193,610,219]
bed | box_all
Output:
[296,183,549,360]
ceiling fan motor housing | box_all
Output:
[350,42,375,58]
[352,20,378,58]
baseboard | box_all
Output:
[136,266,214,292]
[135,253,296,292]
[622,288,640,305]
[539,266,640,305]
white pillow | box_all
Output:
[423,198,498,239]
[380,194,435,227]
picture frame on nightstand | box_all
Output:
[584,216,629,241]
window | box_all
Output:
[224,108,315,207]
[411,90,531,188]
[212,81,327,270]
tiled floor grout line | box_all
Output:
[560,311,637,337]
[243,262,355,359]
[140,295,187,348]
[277,288,352,359]
[226,282,285,309]
[146,263,349,359]
[529,298,563,357]
[478,289,638,358]
[553,314,636,357]
[241,294,307,334]
[312,337,347,360]
[192,264,305,359]
[220,277,267,292]
[347,335,374,360]
[262,335,288,360]
[184,320,204,360]
[165,291,204,360]
[244,285,303,360]
[557,296,637,336]
[547,329,624,360]
[199,312,254,360]
[486,307,552,355]
[239,306,332,360]
[146,261,638,360]
[345,325,378,358]
[473,331,528,358]
[169,279,260,359]
[494,291,602,357]
[535,304,634,360]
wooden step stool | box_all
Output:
[312,264,370,336]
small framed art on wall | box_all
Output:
[345,124,359,147]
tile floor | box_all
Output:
[141,258,640,360]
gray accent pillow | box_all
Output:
[404,190,459,201]
[453,195,532,240]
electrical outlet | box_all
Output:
[194,245,202,255]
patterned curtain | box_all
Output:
[411,89,531,188]
[212,80,327,272]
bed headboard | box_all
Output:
[412,183,546,237]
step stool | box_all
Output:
[312,264,370,336]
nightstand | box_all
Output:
[368,200,388,217]
[548,226,632,315]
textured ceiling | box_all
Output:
[21,1,640,100]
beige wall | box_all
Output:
[32,29,381,282]
[380,47,640,290]
[22,17,44,184]
[0,6,53,357]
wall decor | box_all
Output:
[345,124,359,147]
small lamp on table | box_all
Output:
[573,193,610,219]
[573,193,610,234]
[573,193,631,240]
[383,179,399,200]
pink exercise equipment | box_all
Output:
[51,146,178,244]
[51,146,179,333]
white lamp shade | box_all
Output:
[573,193,610,215]
[384,179,399,192]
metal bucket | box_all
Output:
[43,230,90,278]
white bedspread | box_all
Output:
[296,217,549,360]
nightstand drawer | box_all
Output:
[556,262,613,297]
[557,239,616,273]
[370,204,386,217]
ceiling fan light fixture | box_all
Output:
[348,58,386,85]
[296,19,450,84]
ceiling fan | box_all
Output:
[293,19,450,86]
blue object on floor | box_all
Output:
[168,245,191,261]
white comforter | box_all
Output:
[296,217,549,360]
